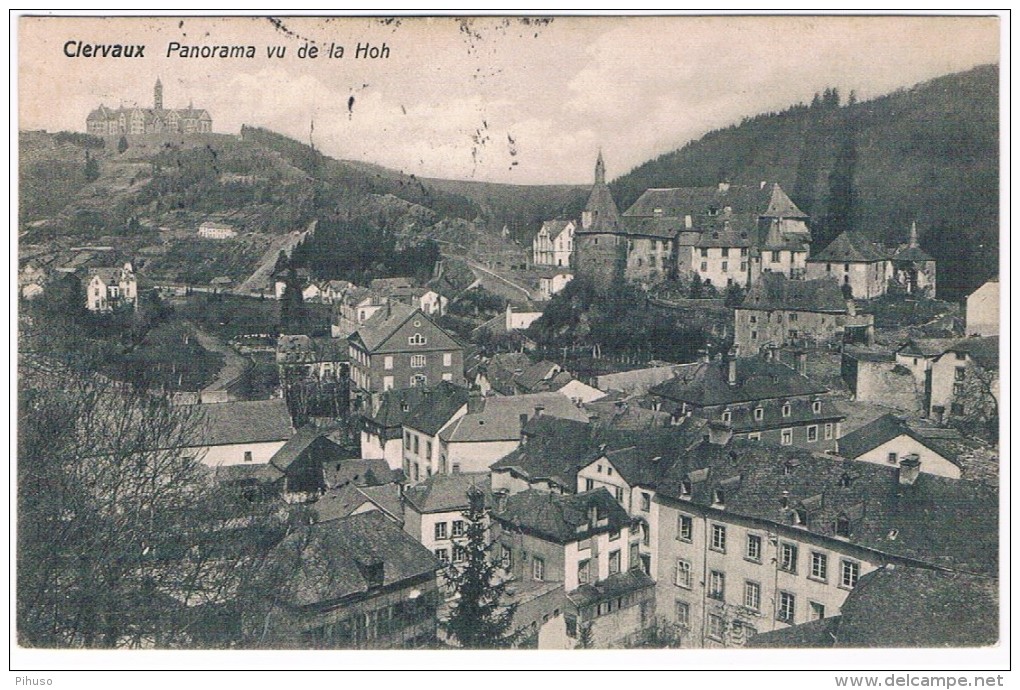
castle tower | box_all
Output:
[575,150,626,291]
[909,221,919,248]
[594,148,606,186]
[154,78,163,111]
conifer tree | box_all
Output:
[442,487,519,649]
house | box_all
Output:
[747,565,997,648]
[965,278,999,337]
[185,399,294,468]
[532,219,575,268]
[276,335,349,383]
[584,395,675,430]
[647,349,844,451]
[402,472,491,580]
[491,488,656,648]
[623,180,811,288]
[652,438,997,647]
[805,231,892,300]
[890,223,937,297]
[266,426,353,501]
[369,277,416,294]
[594,363,698,397]
[836,414,962,479]
[373,279,448,317]
[892,337,958,411]
[437,392,590,475]
[321,457,395,491]
[477,354,604,403]
[928,336,999,427]
[734,273,874,350]
[359,386,433,469]
[399,382,470,482]
[85,264,138,312]
[347,303,465,400]
[473,352,534,396]
[310,482,404,525]
[490,417,596,495]
[330,286,387,338]
[505,301,544,331]
[248,512,443,649]
[273,267,313,300]
[322,280,355,304]
[198,222,237,240]
[536,269,574,300]
[841,346,923,412]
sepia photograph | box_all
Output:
[12,11,1007,676]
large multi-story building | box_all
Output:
[805,231,892,300]
[85,264,138,312]
[86,79,212,136]
[532,220,575,268]
[347,302,465,400]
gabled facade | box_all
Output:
[533,220,575,268]
[836,414,961,479]
[348,303,465,400]
[928,336,999,425]
[890,223,937,297]
[965,278,999,337]
[184,399,295,468]
[86,79,212,135]
[398,382,470,483]
[85,264,138,312]
[805,231,892,300]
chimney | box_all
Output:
[780,490,790,509]
[846,299,856,316]
[684,214,693,229]
[698,348,710,364]
[725,347,738,385]
[468,391,484,414]
[898,456,921,486]
[794,349,807,376]
[707,420,733,446]
[533,405,544,419]
[519,413,529,432]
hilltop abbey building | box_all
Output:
[86,78,212,136]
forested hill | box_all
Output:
[610,65,999,301]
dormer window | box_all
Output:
[835,516,851,538]
[812,400,822,414]
[712,489,725,506]
[754,407,764,421]
[782,403,791,418]
[721,410,731,424]
[793,509,809,527]
[680,479,692,498]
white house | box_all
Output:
[506,302,544,331]
[198,222,237,240]
[537,271,574,300]
[184,399,294,468]
[85,264,138,312]
[533,220,575,268]
[836,414,962,479]
[965,278,999,337]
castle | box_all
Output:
[85,78,212,136]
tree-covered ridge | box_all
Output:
[611,65,999,300]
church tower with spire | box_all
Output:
[574,150,626,291]
[154,78,163,111]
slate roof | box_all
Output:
[837,414,962,467]
[439,392,589,443]
[311,482,403,524]
[537,219,574,237]
[809,231,891,263]
[402,382,470,435]
[213,463,285,484]
[896,338,958,359]
[744,617,840,648]
[584,397,674,430]
[739,273,848,313]
[269,426,349,473]
[942,336,999,370]
[481,352,536,395]
[193,399,293,447]
[619,216,683,239]
[567,570,655,608]
[402,472,490,514]
[577,176,623,236]
[490,417,597,491]
[350,302,418,351]
[655,439,998,575]
[322,457,393,490]
[267,512,441,608]
[649,357,828,407]
[893,245,935,262]
[362,386,430,430]
[624,183,806,219]
[492,488,631,544]
[86,266,133,284]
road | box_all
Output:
[235,219,317,295]
[185,321,251,394]
[455,255,535,302]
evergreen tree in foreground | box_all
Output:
[442,487,519,649]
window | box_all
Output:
[746,534,762,561]
[383,375,394,390]
[844,263,850,272]
[721,410,731,423]
[748,432,761,442]
[810,552,828,581]
[243,451,253,463]
[749,315,757,324]
[721,247,730,258]
[411,354,426,368]
[779,543,798,573]
[777,591,796,623]
[435,548,449,563]
[781,428,793,446]
[955,351,967,361]
[443,352,453,367]
[709,571,725,600]
[384,355,393,370]
[789,312,798,322]
[677,514,693,542]
[751,330,758,341]
[640,492,651,512]
[700,247,709,258]
[711,524,726,552]
[700,262,707,272]
[411,374,427,387]
[674,559,692,588]
[425,440,432,458]
[614,486,624,502]
[451,463,461,475]
[452,520,464,537]
[442,372,452,382]
[501,545,512,570]
[630,542,640,569]
[744,581,761,611]
[578,559,591,584]
[740,262,748,272]
[824,423,834,440]
[413,435,419,455]
[836,516,851,538]
[841,560,860,588]
[608,550,621,575]
[813,400,822,414]
[404,432,411,450]
[721,261,728,272]
[782,403,791,418]
[453,545,466,563]
[434,522,448,540]
[754,407,763,421]
[887,452,898,464]
[807,425,818,442]
[408,333,427,346]
[675,601,690,627]
[585,478,594,491]
[533,557,545,581]
[809,601,826,621]
[708,614,725,641]
[771,251,781,264]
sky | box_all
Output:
[18,14,1000,185]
